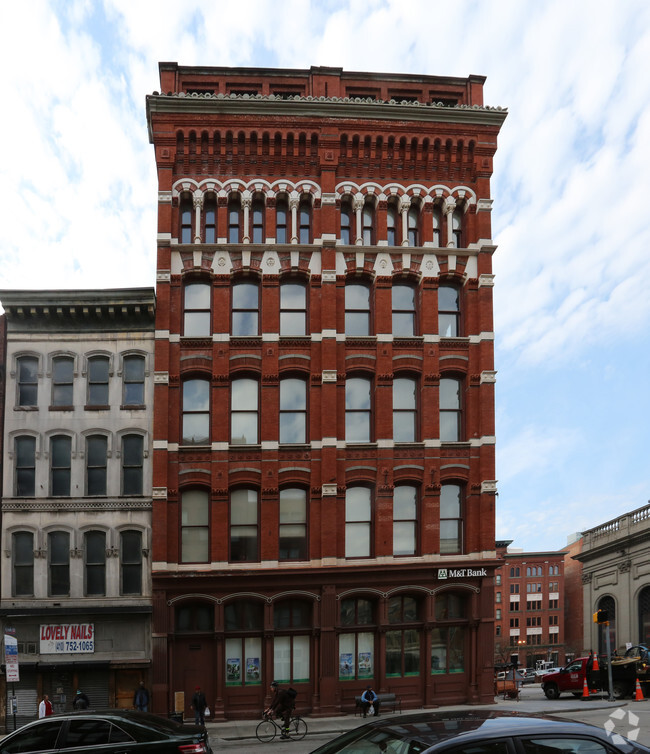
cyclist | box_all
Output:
[265,680,295,740]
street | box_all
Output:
[209,684,650,753]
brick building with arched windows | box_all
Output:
[146,63,507,719]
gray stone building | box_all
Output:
[0,289,155,726]
[574,503,650,656]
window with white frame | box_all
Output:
[393,377,417,442]
[15,436,36,497]
[280,281,307,336]
[392,283,416,336]
[439,377,462,441]
[52,356,74,406]
[393,485,417,556]
[345,283,371,336]
[182,378,210,445]
[345,486,372,558]
[17,356,38,407]
[345,376,371,442]
[279,488,307,560]
[87,355,110,406]
[231,378,258,444]
[184,281,211,337]
[122,355,145,407]
[232,281,259,336]
[440,483,463,554]
[279,377,307,444]
[230,488,258,562]
[181,489,210,563]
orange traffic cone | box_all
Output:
[581,677,590,699]
[634,678,644,701]
[592,655,599,672]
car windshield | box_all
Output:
[309,726,431,753]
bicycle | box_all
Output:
[256,711,308,742]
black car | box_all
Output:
[308,709,650,754]
[0,709,212,753]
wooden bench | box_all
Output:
[494,679,520,700]
[354,692,402,716]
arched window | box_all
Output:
[407,204,420,246]
[432,205,442,247]
[452,208,463,248]
[438,285,460,337]
[12,531,34,597]
[204,194,217,243]
[251,196,264,243]
[181,489,209,563]
[276,196,289,244]
[230,489,258,562]
[346,376,372,442]
[231,378,259,444]
[180,194,193,243]
[86,435,107,496]
[440,377,462,441]
[340,199,353,244]
[387,200,399,246]
[345,283,371,336]
[17,355,38,407]
[52,355,74,406]
[597,596,616,656]
[228,195,242,243]
[122,354,145,407]
[182,378,210,445]
[392,283,416,336]
[279,488,308,560]
[393,485,418,556]
[48,530,70,597]
[87,355,109,406]
[440,483,463,554]
[362,200,375,245]
[232,281,259,336]
[121,530,143,595]
[184,281,211,337]
[84,530,106,596]
[298,199,311,244]
[280,281,307,336]
[122,434,144,495]
[50,435,71,497]
[15,435,36,497]
[279,377,307,444]
[386,596,421,678]
[393,377,417,442]
[345,486,372,558]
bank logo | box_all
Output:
[438,569,448,579]
[604,708,640,744]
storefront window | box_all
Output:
[385,629,419,677]
[225,600,263,687]
[339,632,374,681]
[431,626,466,674]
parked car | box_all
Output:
[535,666,560,679]
[308,709,650,754]
[0,709,212,754]
[519,668,537,684]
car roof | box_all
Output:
[309,710,643,754]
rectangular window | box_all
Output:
[386,629,420,677]
[438,285,460,337]
[122,435,143,495]
[299,200,311,244]
[121,530,142,595]
[225,636,262,686]
[15,436,36,497]
[276,199,288,244]
[87,356,109,406]
[279,378,307,444]
[274,635,310,684]
[431,626,465,674]
[204,196,217,243]
[13,531,34,597]
[180,196,192,243]
[122,355,145,406]
[231,378,258,444]
[280,282,307,336]
[338,632,374,681]
[362,203,374,245]
[50,435,71,497]
[230,489,258,562]
[252,199,264,243]
[181,490,209,563]
[387,203,398,246]
[17,356,38,407]
[52,356,74,406]
[49,531,70,596]
[345,487,371,558]
[279,488,307,560]
[232,282,259,336]
[86,435,107,496]
[440,484,462,554]
[345,284,370,336]
[393,485,417,556]
[184,282,211,337]
[84,530,106,596]
[340,201,352,244]
[228,198,241,243]
[182,379,210,445]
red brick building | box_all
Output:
[146,64,506,719]
[494,543,568,669]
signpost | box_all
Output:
[4,628,19,731]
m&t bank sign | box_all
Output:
[437,568,487,579]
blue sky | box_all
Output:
[1,0,649,552]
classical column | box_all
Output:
[399,197,410,247]
[242,195,251,243]
[290,195,299,244]
[353,196,364,245]
[193,195,203,244]
[444,197,457,248]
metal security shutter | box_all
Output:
[75,667,109,709]
[5,666,37,731]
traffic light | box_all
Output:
[592,609,609,624]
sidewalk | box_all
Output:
[203,686,624,742]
